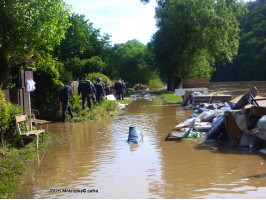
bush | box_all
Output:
[87,72,110,85]
[0,90,23,146]
[32,67,63,120]
[148,77,164,89]
[69,92,82,113]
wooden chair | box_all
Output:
[15,115,45,149]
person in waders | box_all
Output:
[59,81,74,122]
[78,74,96,110]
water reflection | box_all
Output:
[15,82,266,199]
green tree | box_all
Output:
[63,56,106,80]
[0,0,70,88]
[54,13,113,80]
[55,13,96,60]
[212,0,266,81]
[150,0,246,91]
[112,40,156,86]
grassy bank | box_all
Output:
[161,92,182,104]
[70,99,127,122]
[0,132,52,199]
[158,91,182,104]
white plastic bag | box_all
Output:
[257,115,266,130]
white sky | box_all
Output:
[63,0,157,45]
[63,0,254,46]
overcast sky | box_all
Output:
[63,0,254,46]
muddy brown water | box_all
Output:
[15,82,266,199]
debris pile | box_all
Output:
[134,84,149,92]
[168,87,266,154]
[181,90,232,107]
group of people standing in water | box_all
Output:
[59,74,128,122]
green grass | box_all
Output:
[161,92,182,104]
[0,131,52,199]
[70,99,123,122]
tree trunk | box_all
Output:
[173,78,181,90]
[167,66,179,91]
[0,50,10,88]
[167,74,174,91]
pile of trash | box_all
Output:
[169,87,266,154]
[134,84,149,92]
[180,90,232,107]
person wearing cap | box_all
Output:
[78,74,96,110]
[59,81,74,122]
[94,78,105,104]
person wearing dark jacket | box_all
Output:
[94,78,105,104]
[122,80,126,99]
[114,78,124,100]
[59,82,74,122]
[78,74,96,110]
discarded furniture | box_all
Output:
[245,106,266,130]
[233,87,258,109]
[175,88,208,96]
[15,115,45,149]
[223,110,243,147]
[165,119,196,141]
[182,90,195,106]
[249,94,266,107]
[192,95,232,105]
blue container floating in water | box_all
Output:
[128,127,143,144]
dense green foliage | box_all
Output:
[150,0,246,90]
[0,0,70,88]
[55,13,113,81]
[212,0,266,81]
[32,67,63,120]
[148,77,164,89]
[87,72,110,85]
[112,40,156,87]
[0,90,23,146]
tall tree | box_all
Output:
[112,40,155,86]
[54,13,113,80]
[212,0,266,81]
[54,13,112,60]
[0,0,70,88]
[150,0,246,91]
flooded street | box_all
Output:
[16,82,266,199]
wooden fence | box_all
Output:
[1,69,33,115]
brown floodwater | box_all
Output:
[15,82,266,199]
